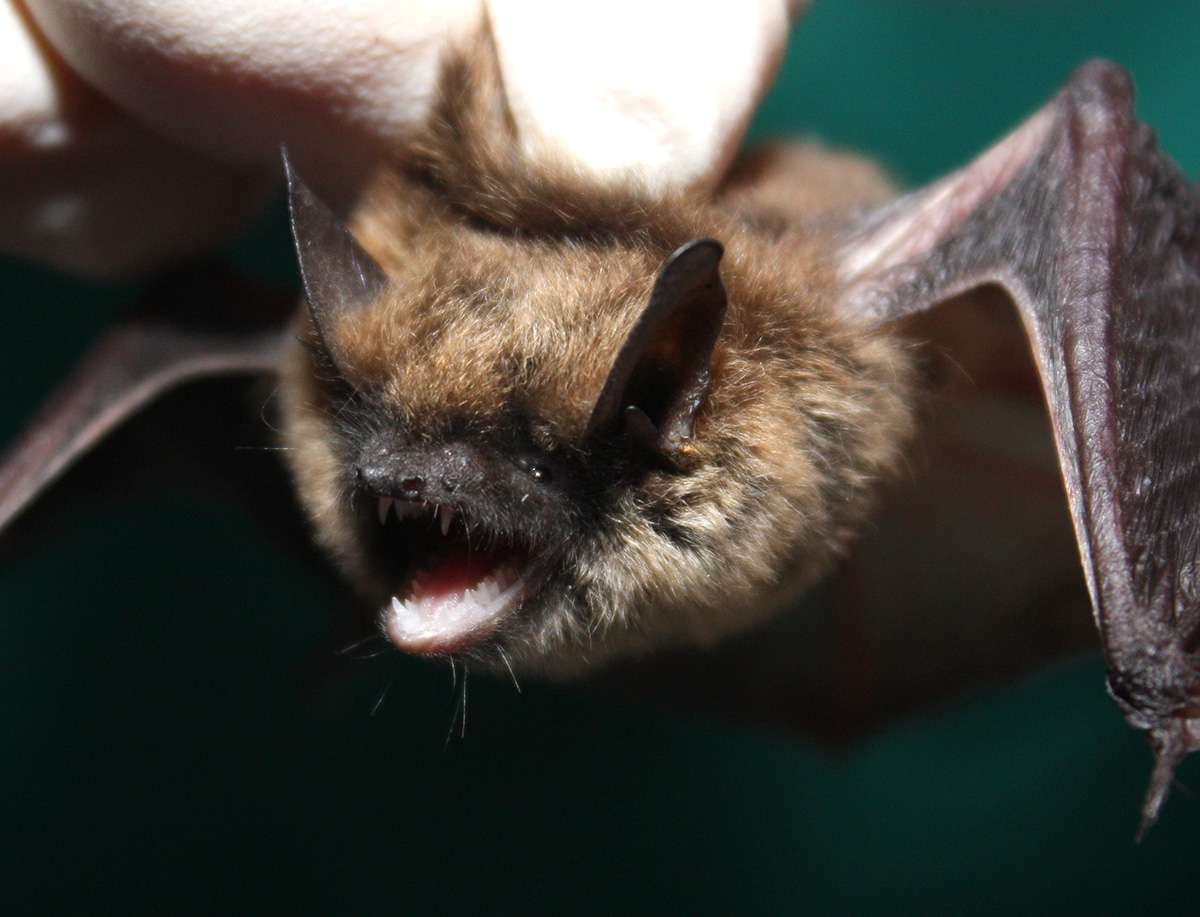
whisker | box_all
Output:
[337,633,386,656]
[444,665,470,748]
[497,647,521,693]
[258,386,284,433]
[370,676,393,716]
[459,669,469,739]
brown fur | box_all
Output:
[279,32,919,677]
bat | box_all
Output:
[2,30,1198,839]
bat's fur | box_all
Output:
[279,34,919,677]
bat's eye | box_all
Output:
[516,453,559,485]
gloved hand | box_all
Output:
[0,0,802,277]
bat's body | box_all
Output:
[2,32,1199,835]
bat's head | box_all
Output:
[278,159,917,677]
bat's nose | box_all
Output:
[355,463,393,494]
[356,463,431,500]
[355,442,484,502]
[398,476,424,500]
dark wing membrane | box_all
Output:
[834,61,1200,833]
[0,264,292,535]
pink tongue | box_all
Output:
[420,544,501,599]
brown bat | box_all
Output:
[1,34,1198,837]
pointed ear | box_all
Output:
[283,148,387,358]
[586,239,727,456]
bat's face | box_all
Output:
[280,226,654,673]
[277,162,918,676]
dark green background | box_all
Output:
[3,1,1199,913]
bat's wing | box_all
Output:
[0,264,293,537]
[834,60,1200,834]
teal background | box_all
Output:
[3,2,1200,912]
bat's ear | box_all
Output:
[283,148,387,357]
[586,239,727,457]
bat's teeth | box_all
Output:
[377,496,394,525]
[493,561,519,594]
[386,563,528,654]
[390,595,410,629]
[439,505,452,536]
[477,579,496,603]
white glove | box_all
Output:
[1,0,802,277]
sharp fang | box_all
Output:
[439,505,452,536]
[378,496,393,525]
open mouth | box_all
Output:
[369,496,530,654]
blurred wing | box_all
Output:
[0,264,292,535]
